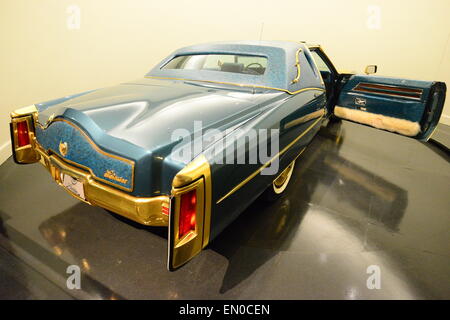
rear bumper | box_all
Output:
[36,143,170,227]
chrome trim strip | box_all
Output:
[352,82,423,101]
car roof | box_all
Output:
[179,40,304,51]
[146,41,325,94]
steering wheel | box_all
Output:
[244,62,264,74]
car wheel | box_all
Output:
[263,159,296,201]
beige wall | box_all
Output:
[1,0,449,163]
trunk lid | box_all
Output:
[35,78,284,195]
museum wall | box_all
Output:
[1,0,449,164]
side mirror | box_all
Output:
[364,65,377,75]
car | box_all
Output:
[9,41,446,270]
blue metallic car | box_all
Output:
[9,41,446,269]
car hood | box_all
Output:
[38,78,284,154]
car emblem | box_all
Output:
[355,97,367,106]
[59,141,68,157]
[104,170,128,184]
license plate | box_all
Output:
[60,173,86,200]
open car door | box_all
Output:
[334,75,446,141]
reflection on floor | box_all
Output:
[0,120,449,299]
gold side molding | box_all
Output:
[145,76,324,95]
[217,115,323,204]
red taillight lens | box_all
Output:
[162,205,169,216]
[16,120,30,147]
[179,189,197,239]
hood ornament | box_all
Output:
[59,141,68,157]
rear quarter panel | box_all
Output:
[207,90,326,241]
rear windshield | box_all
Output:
[161,54,267,75]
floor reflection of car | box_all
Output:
[38,120,408,293]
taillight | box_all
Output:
[17,120,30,147]
[179,189,197,238]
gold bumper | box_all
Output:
[36,145,170,227]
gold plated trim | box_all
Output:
[38,118,135,192]
[291,48,302,84]
[36,144,169,226]
[172,155,212,248]
[42,114,55,128]
[103,170,128,184]
[10,105,38,118]
[216,115,323,204]
[144,76,324,95]
[10,107,41,164]
[169,155,212,270]
[283,109,325,130]
[11,106,135,190]
[59,141,68,157]
[273,160,295,188]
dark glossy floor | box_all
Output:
[0,120,449,300]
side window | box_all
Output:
[310,49,337,99]
[310,51,331,73]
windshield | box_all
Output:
[161,54,267,75]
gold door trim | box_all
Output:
[216,115,323,204]
[291,48,302,84]
[144,76,324,95]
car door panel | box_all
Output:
[335,75,446,140]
